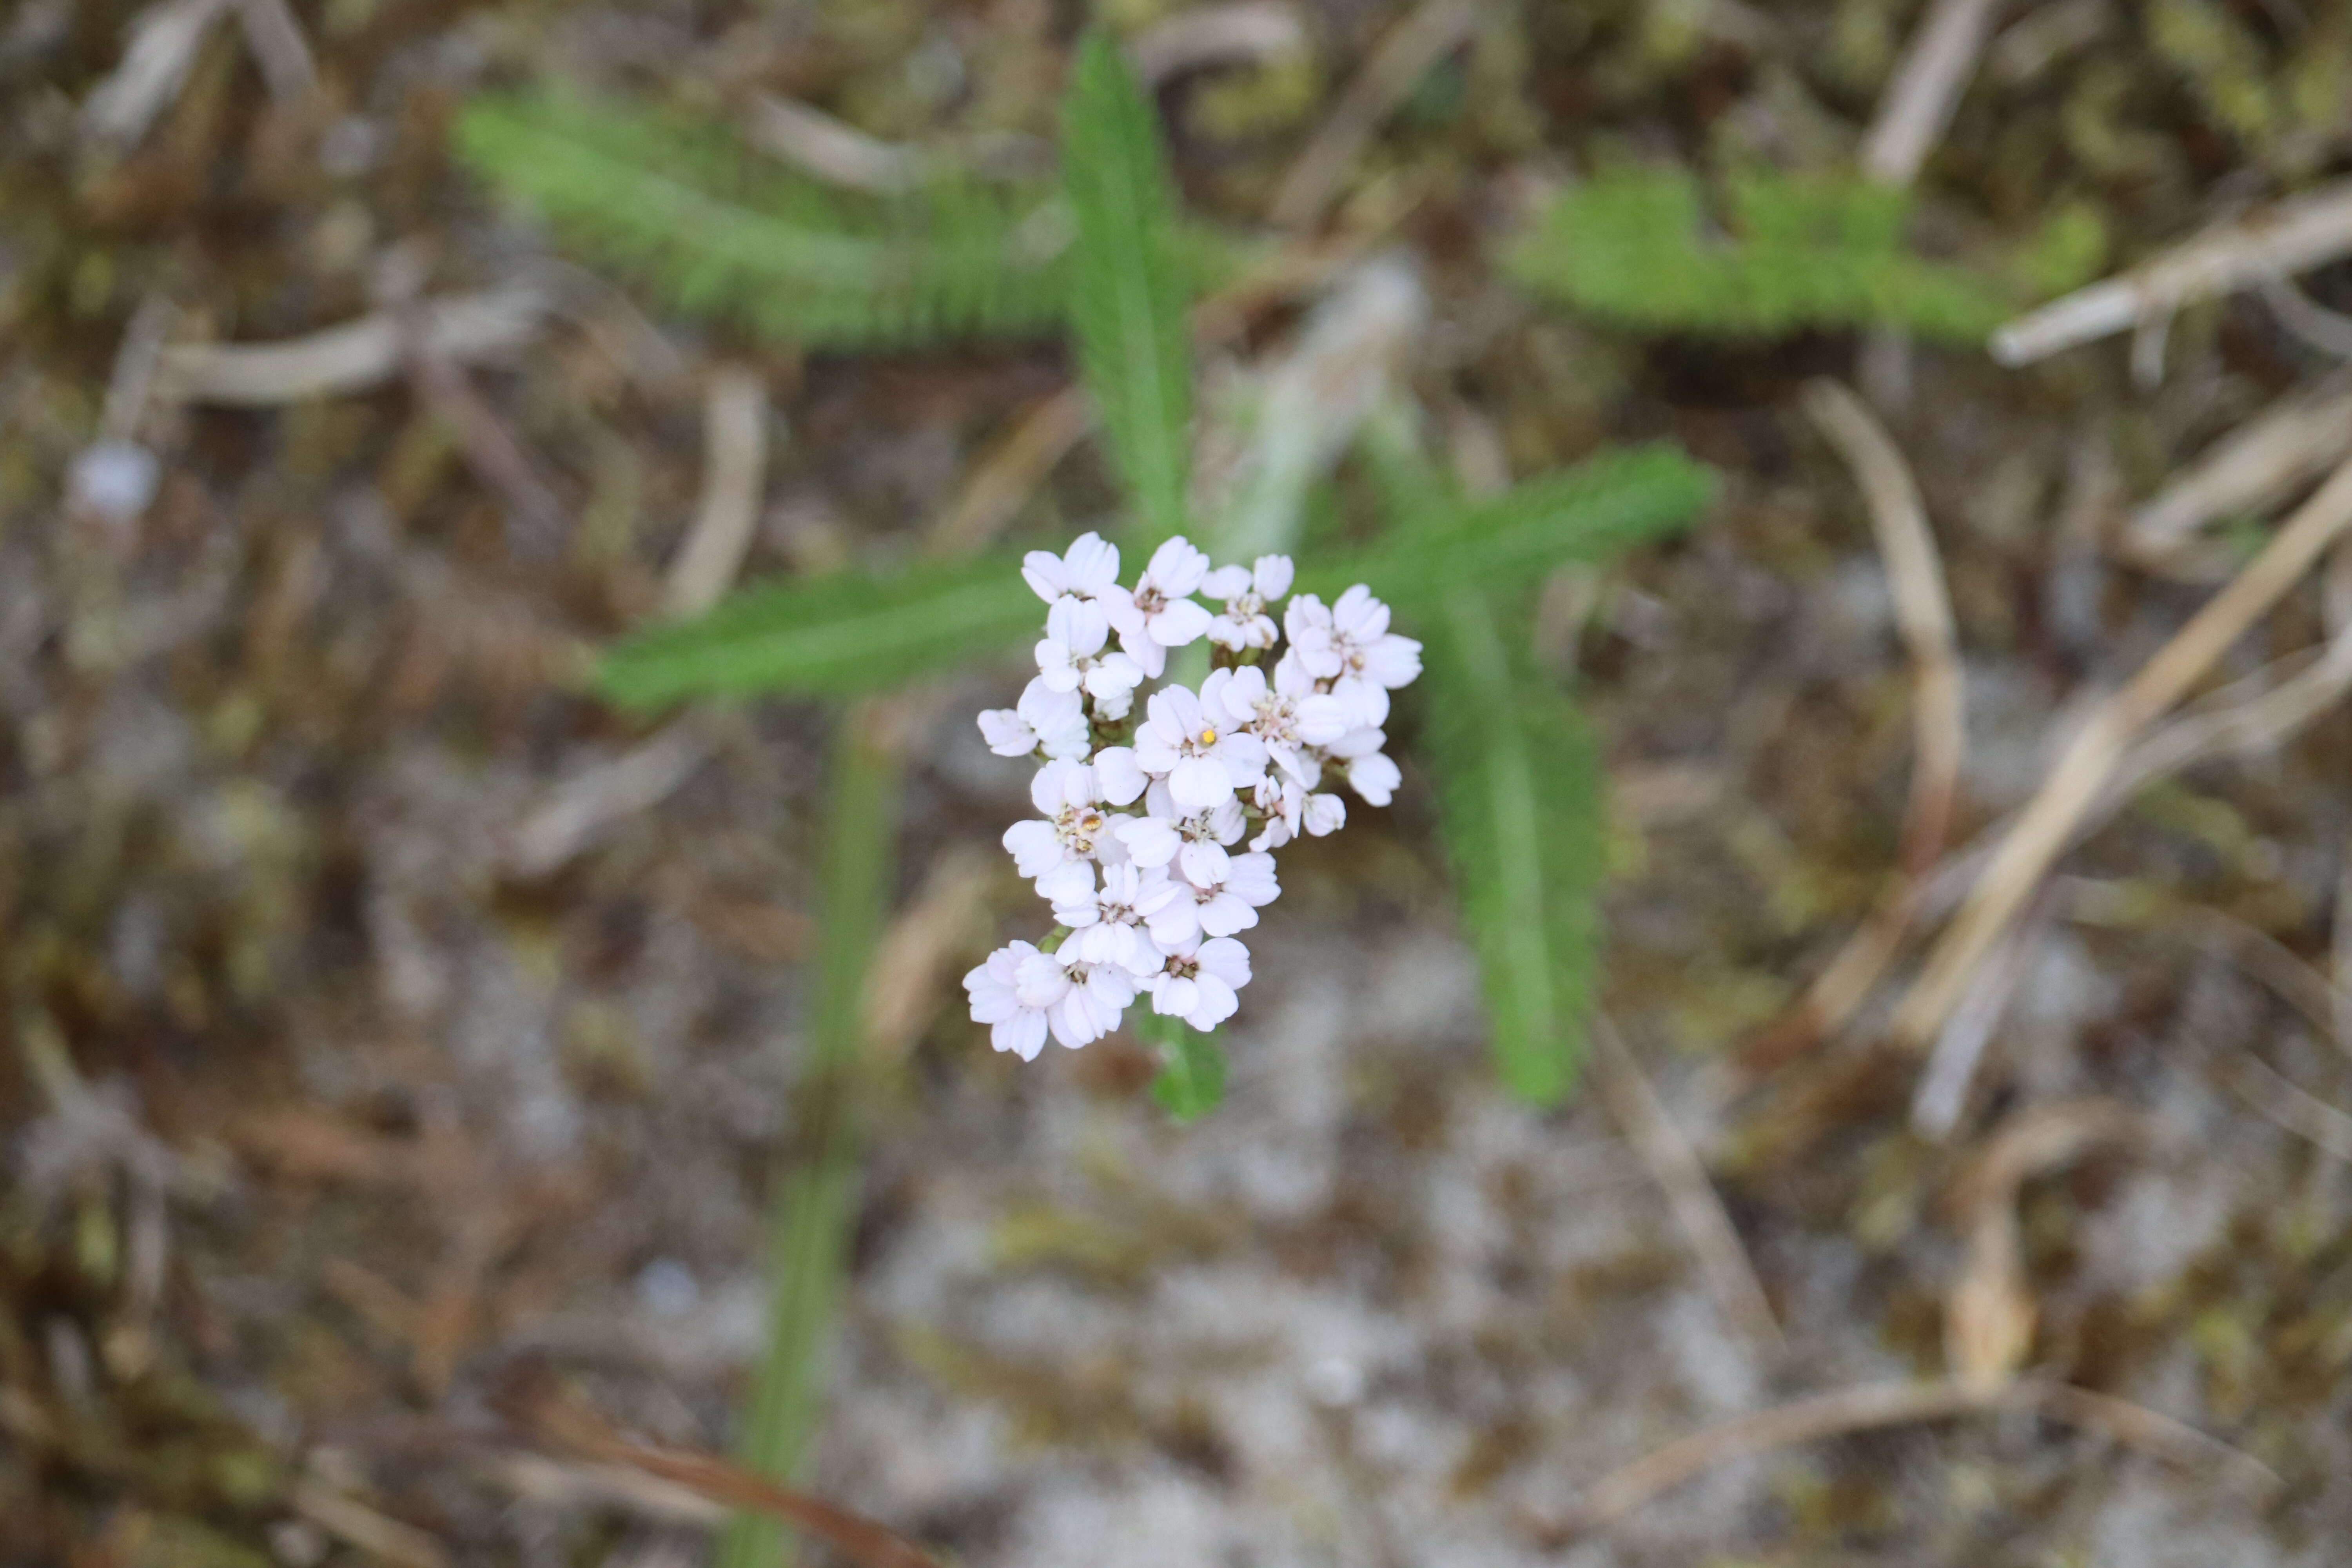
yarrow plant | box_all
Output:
[965,532,1421,1062]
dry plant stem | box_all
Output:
[514,1375,942,1568]
[925,388,1093,558]
[290,1481,450,1568]
[2175,904,2352,1062]
[80,0,235,146]
[1895,450,2352,1047]
[507,725,710,877]
[1860,0,2007,186]
[2227,1054,2352,1161]
[1267,0,1482,230]
[1944,1098,2147,1387]
[1591,1016,1784,1361]
[1911,884,2062,1138]
[1992,178,2352,365]
[157,288,547,405]
[1541,1373,2275,1538]
[396,302,568,561]
[2259,274,2352,360]
[2125,376,2352,564]
[234,0,315,101]
[1129,2,1306,84]
[1803,381,1963,873]
[664,368,771,617]
[1742,385,1963,1074]
[744,95,922,193]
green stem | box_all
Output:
[717,703,902,1568]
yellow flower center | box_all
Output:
[1198,727,1218,746]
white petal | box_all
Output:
[1147,597,1214,647]
[976,709,1034,756]
[1154,975,1198,1017]
[1045,595,1110,657]
[1361,633,1422,689]
[1035,858,1096,905]
[1201,564,1252,599]
[1198,891,1258,937]
[1169,755,1234,809]
[1196,937,1252,988]
[1114,814,1181,867]
[1253,555,1294,599]
[1348,751,1402,806]
[1146,898,1202,948]
[1003,818,1063,878]
[1178,839,1230,889]
[994,1011,1049,1060]
[1093,746,1148,806]
[1064,531,1120,594]
[1216,664,1269,724]
[1303,792,1346,835]
[1184,975,1238,1030]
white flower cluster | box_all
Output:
[965,533,1422,1062]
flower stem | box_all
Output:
[717,701,903,1568]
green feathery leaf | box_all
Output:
[599,554,1037,708]
[1061,33,1196,541]
[1421,588,1607,1104]
[595,445,1711,708]
[1506,168,2017,343]
[1136,1009,1228,1120]
[456,89,1070,349]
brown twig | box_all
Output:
[2123,374,2352,570]
[2223,1054,2352,1162]
[1944,1098,2150,1388]
[1740,385,1962,1073]
[663,367,771,617]
[1992,178,2352,366]
[155,288,549,405]
[504,1369,942,1568]
[1531,1371,2275,1540]
[1267,0,1481,230]
[392,293,569,562]
[924,388,1093,559]
[1860,0,2008,187]
[1894,449,2352,1047]
[1591,1015,1784,1361]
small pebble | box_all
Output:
[68,439,158,524]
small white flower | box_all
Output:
[1147,935,1252,1031]
[1053,862,1182,977]
[1107,536,1215,678]
[1022,530,1128,612]
[1002,757,1145,898]
[1133,675,1269,809]
[967,940,1136,1059]
[1216,660,1351,784]
[1147,849,1279,947]
[1323,725,1401,806]
[962,940,1054,1060]
[1201,554,1294,651]
[1250,776,1346,852]
[1285,585,1423,726]
[1034,597,1145,719]
[1114,781,1245,882]
[977,677,1092,760]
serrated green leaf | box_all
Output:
[1505,168,2016,343]
[598,553,1035,708]
[1313,443,1716,602]
[1422,588,1606,1105]
[1136,1009,1228,1120]
[595,446,1710,709]
[456,89,1070,349]
[1062,33,1195,540]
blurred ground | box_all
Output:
[5,1,2352,1564]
